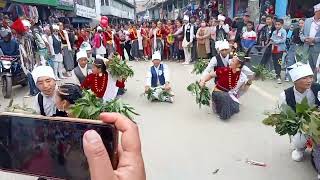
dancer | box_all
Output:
[200,54,252,120]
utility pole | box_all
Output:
[134,0,137,21]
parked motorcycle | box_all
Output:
[0,55,28,98]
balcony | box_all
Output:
[101,4,134,19]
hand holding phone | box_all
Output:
[83,113,146,180]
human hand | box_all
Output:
[164,83,171,91]
[83,113,146,180]
[145,86,150,93]
[199,80,205,88]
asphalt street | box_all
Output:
[0,61,316,180]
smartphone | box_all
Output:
[0,112,118,180]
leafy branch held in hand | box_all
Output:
[108,54,134,79]
[263,97,320,146]
[192,59,209,75]
[69,90,139,120]
[187,81,210,108]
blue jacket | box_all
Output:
[0,39,19,56]
[271,28,287,52]
[151,64,166,87]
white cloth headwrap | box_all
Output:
[288,62,314,82]
[77,50,88,61]
[218,14,226,21]
[32,66,56,83]
[314,3,320,12]
[152,51,161,61]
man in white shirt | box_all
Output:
[145,51,173,102]
[71,50,92,85]
[32,66,57,117]
[300,3,320,78]
[174,15,195,65]
[279,62,320,162]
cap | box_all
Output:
[152,51,161,61]
[32,66,56,83]
[314,3,320,12]
[76,50,88,61]
[288,62,314,82]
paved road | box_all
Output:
[0,61,316,179]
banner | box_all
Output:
[75,4,96,19]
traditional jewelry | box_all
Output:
[94,74,106,93]
[228,69,240,90]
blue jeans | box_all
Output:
[169,44,175,59]
[285,44,298,79]
[27,73,39,96]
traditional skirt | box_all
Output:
[312,144,320,173]
[131,40,139,58]
[62,46,74,71]
[211,91,240,120]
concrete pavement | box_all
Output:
[0,61,316,179]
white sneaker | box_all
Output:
[182,62,190,65]
[291,149,304,162]
[277,78,282,84]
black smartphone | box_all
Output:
[0,112,118,180]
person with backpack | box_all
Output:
[31,66,57,117]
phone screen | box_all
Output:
[0,114,117,179]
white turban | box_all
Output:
[77,50,88,61]
[288,62,314,82]
[152,51,161,61]
[80,42,92,51]
[215,40,230,51]
[183,15,189,22]
[52,24,59,30]
[218,14,226,21]
[32,66,56,83]
[22,19,31,27]
[314,3,320,12]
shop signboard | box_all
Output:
[59,0,74,7]
[75,4,96,19]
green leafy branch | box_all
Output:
[108,55,134,79]
[252,65,276,81]
[70,90,138,120]
[263,97,320,146]
[192,59,209,75]
[187,81,210,108]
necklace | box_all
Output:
[228,69,240,90]
[94,74,106,93]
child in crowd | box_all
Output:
[241,21,257,53]
[271,19,287,84]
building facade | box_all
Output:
[97,0,135,23]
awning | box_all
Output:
[11,0,58,6]
[56,4,74,11]
[71,17,92,23]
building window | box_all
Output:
[101,0,105,6]
[105,0,109,6]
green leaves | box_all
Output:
[192,59,209,75]
[144,87,173,102]
[263,97,320,146]
[69,90,138,120]
[187,81,210,108]
[252,65,276,81]
[108,55,134,79]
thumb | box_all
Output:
[83,130,115,180]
